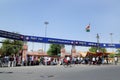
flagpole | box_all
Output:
[86,23,91,52]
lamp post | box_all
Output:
[110,33,113,52]
[96,33,104,64]
[96,33,100,53]
[110,33,114,53]
[44,21,49,53]
[110,33,113,44]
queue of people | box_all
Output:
[61,56,102,65]
[60,56,119,65]
[0,55,22,67]
[0,55,119,67]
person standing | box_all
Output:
[114,56,118,65]
[92,57,96,65]
[8,55,14,67]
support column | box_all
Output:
[60,44,65,58]
[22,44,28,66]
[60,48,66,58]
[71,45,76,57]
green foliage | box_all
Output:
[0,48,3,56]
[109,54,115,58]
[100,48,107,53]
[47,44,62,56]
[89,47,97,53]
[115,53,120,57]
[116,48,120,54]
[89,47,107,53]
[115,48,120,57]
[1,39,23,56]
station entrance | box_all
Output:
[0,30,119,66]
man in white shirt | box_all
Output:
[66,56,70,64]
[114,56,118,65]
[92,57,96,65]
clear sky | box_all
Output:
[0,0,120,52]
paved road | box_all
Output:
[0,65,120,80]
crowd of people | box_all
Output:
[0,55,119,67]
[0,55,59,67]
[0,55,21,67]
[62,56,103,65]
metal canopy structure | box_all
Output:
[0,29,120,48]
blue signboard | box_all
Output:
[0,30,23,40]
[0,30,120,48]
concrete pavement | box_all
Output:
[0,65,120,80]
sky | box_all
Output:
[0,0,120,52]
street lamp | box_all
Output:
[96,33,100,53]
[44,21,49,37]
[110,33,113,45]
[110,33,114,53]
[44,21,49,53]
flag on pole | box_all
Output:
[86,24,90,32]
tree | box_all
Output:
[89,47,97,53]
[116,48,120,57]
[116,48,120,54]
[1,39,23,56]
[47,44,63,56]
[0,48,3,56]
[89,47,107,53]
[109,54,115,58]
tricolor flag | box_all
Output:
[86,24,90,32]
